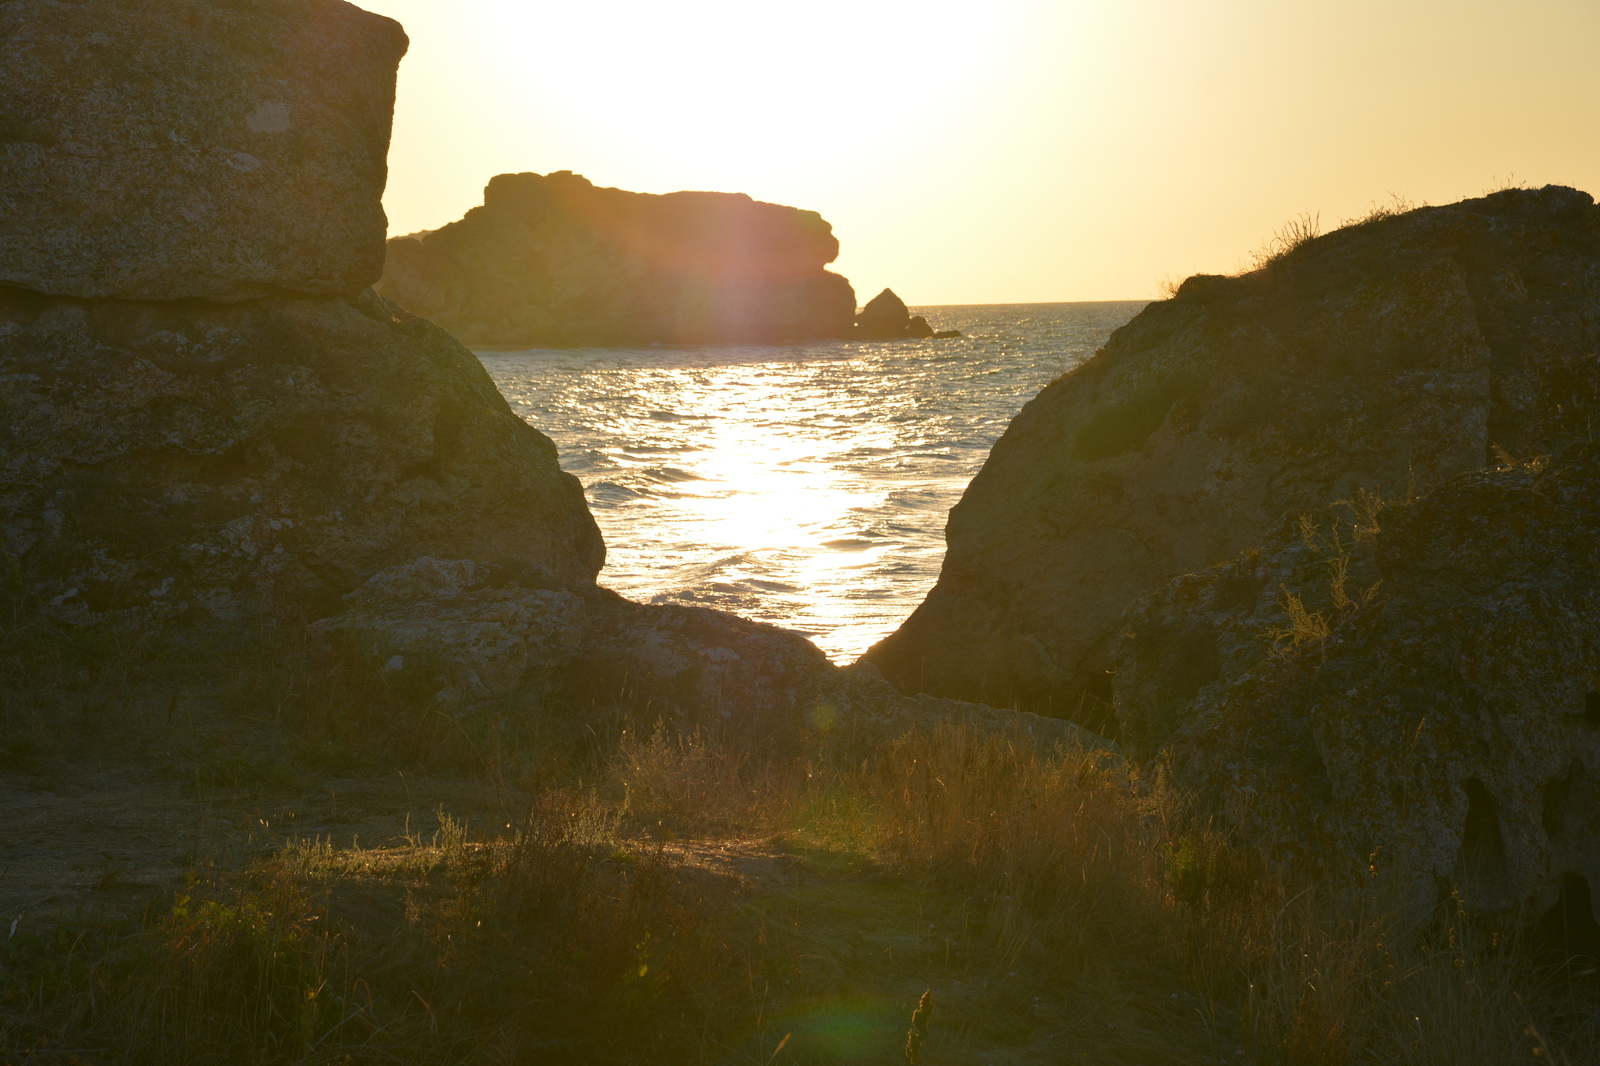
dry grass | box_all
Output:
[1338,192,1419,230]
[1244,212,1323,273]
[2,619,1598,1063]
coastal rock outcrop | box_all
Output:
[0,1,602,629]
[0,0,406,302]
[865,186,1600,730]
[1111,444,1600,921]
[375,171,858,347]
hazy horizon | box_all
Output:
[358,0,1600,305]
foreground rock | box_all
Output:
[376,171,858,347]
[0,0,406,301]
[866,186,1600,729]
[1112,445,1600,922]
[0,3,601,629]
[312,557,1117,756]
[0,292,603,627]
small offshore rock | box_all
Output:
[855,288,913,339]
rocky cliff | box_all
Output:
[375,171,858,347]
[0,0,603,630]
[865,186,1600,732]
[1111,444,1600,921]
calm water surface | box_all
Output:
[481,302,1145,661]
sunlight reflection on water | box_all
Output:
[481,302,1145,661]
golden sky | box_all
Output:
[359,0,1600,305]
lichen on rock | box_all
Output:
[0,0,408,301]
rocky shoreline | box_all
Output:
[4,0,1600,943]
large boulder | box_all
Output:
[0,0,406,301]
[375,171,858,347]
[0,291,604,627]
[309,557,586,706]
[309,556,1116,756]
[0,1,603,630]
[865,186,1600,730]
[1112,445,1600,922]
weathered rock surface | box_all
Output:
[311,557,1117,755]
[309,557,585,706]
[0,291,603,627]
[1112,444,1600,921]
[375,171,858,347]
[0,0,407,301]
[866,186,1600,729]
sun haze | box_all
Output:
[359,0,1600,304]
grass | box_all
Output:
[1242,212,1322,274]
[2,616,1598,1063]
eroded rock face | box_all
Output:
[865,186,1600,728]
[375,171,857,347]
[1112,445,1600,920]
[0,292,603,628]
[0,0,406,301]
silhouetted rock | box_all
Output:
[1113,444,1600,921]
[1,290,603,628]
[865,186,1600,730]
[852,290,956,339]
[933,329,962,339]
[0,0,406,301]
[855,288,913,338]
[375,171,857,347]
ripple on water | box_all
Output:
[479,301,1145,662]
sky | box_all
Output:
[358,0,1600,305]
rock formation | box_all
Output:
[375,171,858,347]
[311,556,1117,757]
[0,0,406,302]
[1111,444,1600,922]
[0,1,603,630]
[865,186,1600,732]
[0,0,1096,764]
[852,288,957,339]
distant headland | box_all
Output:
[375,170,956,347]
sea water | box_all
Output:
[481,301,1146,662]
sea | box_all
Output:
[481,301,1147,662]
